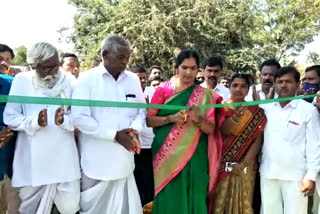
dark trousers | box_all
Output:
[134,148,154,206]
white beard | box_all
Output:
[34,71,61,89]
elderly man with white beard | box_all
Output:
[3,42,81,214]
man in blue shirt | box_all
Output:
[0,44,20,214]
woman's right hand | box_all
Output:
[168,110,186,125]
[231,163,246,176]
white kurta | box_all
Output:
[200,83,230,100]
[71,65,146,181]
[72,65,145,214]
[3,71,81,187]
[260,99,320,182]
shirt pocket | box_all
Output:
[283,119,305,142]
[124,96,139,118]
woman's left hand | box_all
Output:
[190,108,203,126]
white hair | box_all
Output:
[101,35,131,55]
[27,42,58,67]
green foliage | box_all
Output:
[69,0,320,78]
[11,46,28,66]
[307,51,320,64]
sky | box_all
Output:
[0,0,319,65]
[0,0,77,51]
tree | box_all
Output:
[11,46,28,66]
[68,0,320,78]
[307,51,320,64]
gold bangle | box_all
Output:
[182,110,187,123]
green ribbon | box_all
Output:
[0,94,318,111]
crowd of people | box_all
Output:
[0,34,319,214]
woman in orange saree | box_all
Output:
[212,73,267,214]
[147,49,224,214]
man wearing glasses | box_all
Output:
[4,42,81,214]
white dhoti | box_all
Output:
[80,173,142,214]
[19,179,80,214]
[260,177,308,214]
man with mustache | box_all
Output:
[259,66,320,214]
[246,59,281,101]
[200,56,230,99]
[0,44,14,76]
[148,65,164,80]
[4,42,81,213]
[72,35,145,214]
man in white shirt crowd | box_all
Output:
[60,52,80,78]
[259,66,320,214]
[246,59,281,101]
[200,56,230,100]
[130,65,155,206]
[4,42,81,214]
[72,35,145,214]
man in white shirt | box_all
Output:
[130,65,155,206]
[72,35,145,214]
[246,59,281,101]
[259,66,320,214]
[200,56,230,100]
[60,52,80,78]
[4,42,81,214]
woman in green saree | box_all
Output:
[146,49,224,214]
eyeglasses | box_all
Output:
[35,65,60,76]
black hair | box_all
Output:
[149,65,163,74]
[274,66,300,83]
[218,76,230,81]
[174,49,200,69]
[305,65,320,78]
[149,75,163,82]
[259,59,281,71]
[201,56,223,70]
[129,65,147,73]
[0,44,15,59]
[60,52,78,65]
[230,73,252,88]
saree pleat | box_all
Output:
[213,162,257,214]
